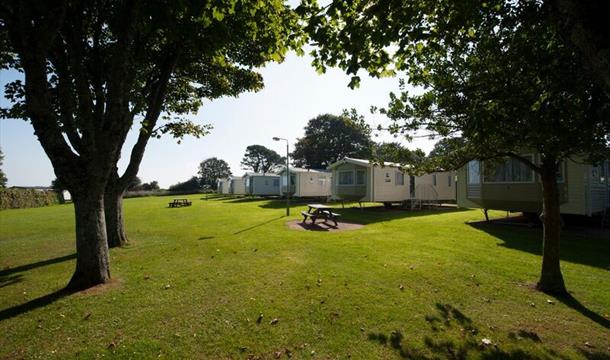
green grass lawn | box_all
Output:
[1,195,609,359]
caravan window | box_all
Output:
[338,171,354,185]
[448,175,452,187]
[432,174,437,186]
[468,161,480,184]
[356,170,366,185]
[483,155,534,183]
[273,179,279,187]
[395,172,405,185]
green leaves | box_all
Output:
[302,0,610,168]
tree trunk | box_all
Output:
[105,184,127,248]
[66,190,111,290]
[536,162,567,295]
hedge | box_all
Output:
[0,188,59,210]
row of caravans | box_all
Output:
[217,169,333,197]
[216,158,457,203]
[216,155,609,217]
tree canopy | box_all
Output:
[291,110,374,168]
[198,157,232,189]
[169,176,202,192]
[241,145,284,173]
[374,142,425,168]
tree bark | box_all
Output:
[105,177,128,248]
[537,160,567,295]
[66,189,111,290]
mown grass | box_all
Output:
[0,194,608,359]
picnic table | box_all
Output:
[168,198,192,208]
[301,204,341,227]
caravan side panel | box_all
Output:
[231,178,246,195]
[415,171,456,201]
[559,161,587,215]
[371,166,410,202]
[252,176,280,196]
[298,172,332,197]
[456,167,479,208]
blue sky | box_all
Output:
[0,52,435,188]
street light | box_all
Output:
[273,137,290,216]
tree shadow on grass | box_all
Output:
[367,303,583,360]
[0,274,23,288]
[0,288,76,321]
[0,253,76,277]
[467,222,610,270]
[256,199,471,225]
[222,196,282,204]
[577,348,610,360]
[232,216,284,235]
[553,293,610,331]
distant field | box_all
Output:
[1,195,608,359]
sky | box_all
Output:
[0,52,436,188]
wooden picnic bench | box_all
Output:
[301,204,341,227]
[168,198,192,208]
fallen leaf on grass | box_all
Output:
[481,338,492,346]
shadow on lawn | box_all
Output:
[0,288,76,321]
[257,199,470,225]
[232,216,284,235]
[0,253,76,277]
[554,294,610,331]
[0,274,23,288]
[368,303,583,360]
[468,222,610,270]
[468,223,610,331]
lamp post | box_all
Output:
[273,137,290,216]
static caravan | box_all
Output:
[414,171,457,202]
[457,156,609,216]
[276,167,332,198]
[242,172,281,196]
[216,178,231,195]
[327,158,411,204]
[229,177,246,195]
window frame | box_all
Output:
[338,170,355,186]
[395,172,405,186]
[482,154,536,184]
[467,160,481,185]
[355,170,366,185]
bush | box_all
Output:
[0,188,59,210]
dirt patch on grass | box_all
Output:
[286,220,364,232]
[77,278,122,297]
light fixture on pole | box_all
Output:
[272,137,290,216]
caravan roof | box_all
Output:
[327,157,406,170]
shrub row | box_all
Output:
[0,188,59,210]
